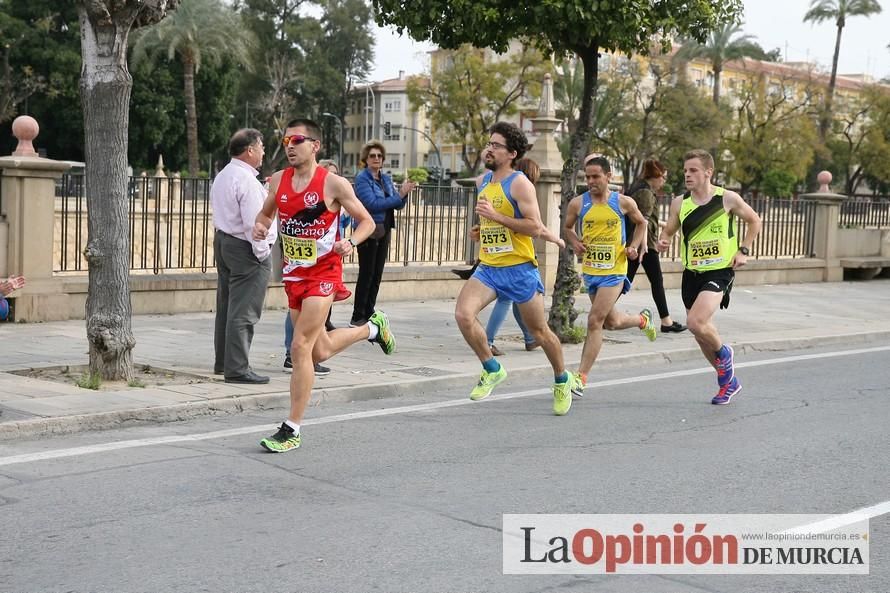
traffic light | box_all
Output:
[383,121,391,136]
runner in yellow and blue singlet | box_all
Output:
[454,121,579,415]
[564,155,656,399]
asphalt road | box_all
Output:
[1,344,888,593]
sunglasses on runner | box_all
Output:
[282,134,317,147]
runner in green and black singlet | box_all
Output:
[657,149,762,405]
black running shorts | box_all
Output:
[681,268,735,311]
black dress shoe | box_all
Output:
[661,321,687,333]
[451,267,474,280]
[213,367,224,375]
[451,261,480,280]
[224,371,270,384]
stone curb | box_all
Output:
[2,330,888,441]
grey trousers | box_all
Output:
[214,231,272,376]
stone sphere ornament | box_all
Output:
[11,115,39,157]
[816,170,832,193]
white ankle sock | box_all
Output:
[367,321,379,341]
[284,419,300,433]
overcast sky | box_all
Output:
[369,0,890,82]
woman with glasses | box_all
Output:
[625,158,686,333]
[350,141,416,326]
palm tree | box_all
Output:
[803,0,883,139]
[132,0,255,175]
[676,23,766,105]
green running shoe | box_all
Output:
[368,310,396,355]
[553,372,576,416]
[260,423,301,453]
[640,308,657,342]
[469,365,508,401]
[570,372,586,398]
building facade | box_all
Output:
[343,73,433,177]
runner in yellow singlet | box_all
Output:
[454,121,579,416]
[563,155,656,398]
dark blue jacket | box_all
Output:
[354,167,406,227]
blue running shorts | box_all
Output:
[473,262,544,304]
[582,273,631,296]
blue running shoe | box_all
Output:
[712,377,741,405]
[715,345,734,386]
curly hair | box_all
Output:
[489,121,528,166]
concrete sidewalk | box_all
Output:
[1,279,888,439]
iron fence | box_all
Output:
[58,174,885,274]
[55,175,214,273]
[657,195,818,261]
[55,175,476,273]
[839,195,890,229]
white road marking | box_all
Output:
[0,345,888,468]
[781,500,890,534]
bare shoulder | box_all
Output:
[722,188,745,209]
[325,170,355,198]
[511,172,536,196]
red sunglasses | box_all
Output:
[282,134,317,147]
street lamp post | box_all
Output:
[321,112,343,170]
[393,124,444,185]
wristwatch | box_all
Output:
[348,237,357,247]
[738,246,750,255]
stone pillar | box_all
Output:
[0,116,72,321]
[800,171,844,282]
[525,73,564,290]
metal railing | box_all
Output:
[59,174,880,273]
[839,196,890,229]
[657,195,818,260]
[55,175,214,273]
[55,175,475,273]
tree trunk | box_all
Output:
[820,22,844,140]
[712,65,721,105]
[460,144,472,174]
[548,44,599,339]
[183,55,200,176]
[78,7,136,381]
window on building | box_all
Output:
[389,157,400,168]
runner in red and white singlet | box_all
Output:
[253,118,398,454]
[276,164,351,307]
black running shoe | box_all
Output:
[260,423,301,452]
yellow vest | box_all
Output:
[477,171,537,267]
[678,187,739,271]
[578,191,627,276]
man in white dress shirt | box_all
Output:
[211,128,277,384]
